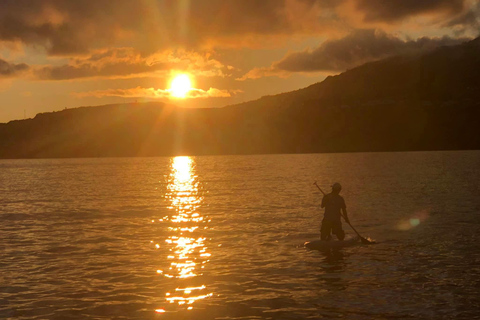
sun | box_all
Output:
[170,74,192,98]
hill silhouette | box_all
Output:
[1,37,480,158]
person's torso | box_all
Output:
[324,193,345,220]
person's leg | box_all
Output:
[333,221,345,241]
[320,220,332,241]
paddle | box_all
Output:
[313,181,374,244]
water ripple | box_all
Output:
[1,152,480,319]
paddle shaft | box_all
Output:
[313,182,371,243]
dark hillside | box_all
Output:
[1,37,480,158]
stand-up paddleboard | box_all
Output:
[304,236,360,250]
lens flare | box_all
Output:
[397,209,430,231]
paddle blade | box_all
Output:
[360,236,375,244]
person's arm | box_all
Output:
[321,195,326,208]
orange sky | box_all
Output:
[0,0,479,123]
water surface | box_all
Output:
[1,151,479,319]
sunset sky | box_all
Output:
[1,0,479,123]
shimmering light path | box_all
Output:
[154,156,212,315]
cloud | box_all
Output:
[0,58,29,77]
[0,0,330,55]
[34,48,230,80]
[0,0,150,55]
[2,0,476,57]
[237,67,292,81]
[443,1,480,33]
[74,86,240,99]
[188,87,242,98]
[239,29,471,79]
[185,0,344,45]
[1,0,478,84]
[352,0,467,23]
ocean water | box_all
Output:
[1,151,479,319]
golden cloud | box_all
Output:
[33,48,231,80]
[73,86,240,99]
[236,67,292,81]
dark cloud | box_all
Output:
[0,58,29,77]
[239,30,471,78]
[0,0,310,55]
[444,1,480,33]
[354,0,467,23]
[275,29,470,72]
[0,0,149,55]
[186,1,288,35]
[0,0,477,57]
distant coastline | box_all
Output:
[2,37,480,159]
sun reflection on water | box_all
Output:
[154,156,212,314]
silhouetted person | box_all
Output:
[321,183,349,241]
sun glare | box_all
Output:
[170,74,192,98]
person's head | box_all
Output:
[331,182,342,194]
